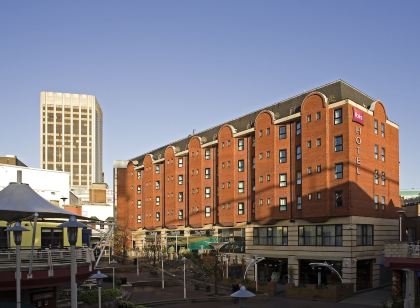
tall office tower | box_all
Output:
[40,91,103,189]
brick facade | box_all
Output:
[114,80,400,289]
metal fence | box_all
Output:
[0,248,94,271]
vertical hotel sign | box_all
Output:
[353,107,364,175]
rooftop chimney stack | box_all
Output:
[17,170,22,184]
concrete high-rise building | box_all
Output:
[40,91,103,189]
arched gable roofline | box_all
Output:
[255,110,276,124]
[217,124,237,138]
[369,100,388,120]
[143,154,154,164]
[164,145,177,155]
[188,135,203,149]
[301,91,329,109]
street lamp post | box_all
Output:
[160,252,165,289]
[397,210,405,242]
[182,257,187,299]
[58,216,86,308]
[7,222,28,308]
[136,250,140,276]
[209,242,228,296]
[91,270,107,308]
[110,259,118,290]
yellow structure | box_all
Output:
[1,221,83,248]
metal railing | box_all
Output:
[0,248,95,275]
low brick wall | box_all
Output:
[285,283,354,302]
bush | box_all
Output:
[79,289,122,304]
[117,299,136,308]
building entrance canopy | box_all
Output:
[0,182,80,221]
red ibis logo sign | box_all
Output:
[352,107,364,125]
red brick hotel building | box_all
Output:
[114,80,400,290]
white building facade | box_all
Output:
[0,163,71,206]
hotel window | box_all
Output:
[205,187,211,198]
[155,165,160,174]
[137,215,141,223]
[259,199,263,206]
[238,202,245,215]
[279,126,287,139]
[381,196,385,209]
[307,167,312,175]
[258,153,263,160]
[238,139,244,151]
[227,181,231,188]
[205,206,211,217]
[156,196,160,206]
[335,163,343,179]
[296,171,302,184]
[381,123,385,137]
[316,138,321,147]
[259,176,263,183]
[381,147,385,161]
[374,195,379,209]
[317,192,321,200]
[335,191,343,207]
[266,174,271,182]
[374,119,378,134]
[374,144,379,159]
[238,181,244,193]
[205,168,211,179]
[307,140,312,148]
[178,175,183,185]
[357,225,373,246]
[316,165,321,173]
[178,210,183,220]
[253,227,288,246]
[374,170,379,184]
[178,192,183,202]
[155,181,160,190]
[259,130,262,137]
[178,158,183,168]
[227,160,231,167]
[266,151,271,158]
[296,145,301,160]
[334,108,343,125]
[279,149,287,163]
[297,196,302,209]
[279,198,287,211]
[137,171,142,179]
[137,185,141,194]
[137,200,142,208]
[222,142,225,148]
[296,121,301,135]
[316,111,321,120]
[334,135,343,152]
[308,194,312,201]
[222,162,225,168]
[266,128,270,136]
[298,225,343,246]
[279,173,287,187]
[227,140,231,147]
[267,198,271,205]
[205,149,210,160]
[156,212,160,221]
[381,172,386,185]
[307,114,311,123]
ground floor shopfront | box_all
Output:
[131,216,398,291]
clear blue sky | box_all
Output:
[1,0,419,189]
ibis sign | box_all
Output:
[352,107,364,125]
